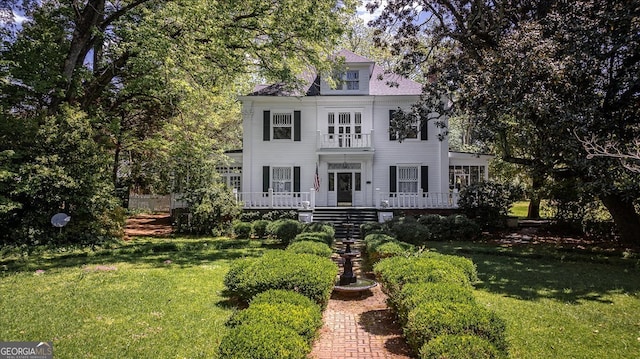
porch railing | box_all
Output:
[376,191,459,209]
[236,188,315,209]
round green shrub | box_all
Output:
[404,302,508,354]
[223,250,338,308]
[370,241,414,263]
[251,220,270,238]
[420,334,506,359]
[287,240,333,258]
[395,282,476,325]
[233,221,252,239]
[266,219,302,245]
[292,231,334,246]
[360,222,385,237]
[374,256,470,297]
[302,222,335,238]
[218,323,309,359]
[250,289,320,309]
[418,252,479,283]
[227,302,322,342]
[391,221,432,245]
[364,233,396,249]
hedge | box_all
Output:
[374,256,471,297]
[251,220,270,238]
[404,302,508,354]
[302,222,335,238]
[232,221,252,239]
[291,231,334,246]
[250,289,320,308]
[286,240,333,258]
[266,219,302,245]
[218,323,309,359]
[394,282,477,325]
[223,250,337,307]
[418,251,479,283]
[420,334,506,359]
[226,302,322,343]
[364,233,415,264]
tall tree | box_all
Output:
[1,0,357,244]
[367,0,640,244]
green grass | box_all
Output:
[0,237,273,358]
[428,242,640,359]
[509,201,531,218]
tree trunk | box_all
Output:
[527,170,544,219]
[600,192,640,247]
[527,198,540,219]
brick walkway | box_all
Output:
[310,282,413,359]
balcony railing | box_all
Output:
[317,131,373,150]
[236,189,315,209]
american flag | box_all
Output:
[313,163,320,192]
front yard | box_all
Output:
[1,236,639,358]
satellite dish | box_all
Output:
[51,213,71,228]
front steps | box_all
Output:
[311,208,378,240]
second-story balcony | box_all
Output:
[317,130,374,151]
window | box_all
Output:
[272,112,292,140]
[398,166,419,193]
[327,111,363,148]
[272,167,292,192]
[344,70,359,90]
[449,165,486,190]
[217,166,242,191]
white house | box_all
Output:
[224,50,490,210]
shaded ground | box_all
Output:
[124,212,173,238]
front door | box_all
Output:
[337,172,352,205]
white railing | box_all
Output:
[377,191,459,209]
[317,131,373,149]
[236,188,315,209]
[129,194,171,212]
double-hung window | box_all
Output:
[344,70,359,90]
[272,112,292,140]
[271,167,292,192]
[398,166,419,193]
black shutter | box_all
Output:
[294,111,301,141]
[389,166,397,193]
[262,166,270,192]
[420,119,428,140]
[421,166,429,192]
[263,111,270,141]
[293,166,300,192]
[389,110,397,141]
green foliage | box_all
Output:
[395,282,476,325]
[360,222,386,237]
[218,323,309,359]
[363,233,415,264]
[266,219,302,245]
[420,334,506,359]
[302,222,335,238]
[262,210,298,221]
[240,211,262,222]
[233,221,252,239]
[418,252,479,283]
[176,182,242,235]
[388,220,432,245]
[223,250,338,307]
[250,289,319,309]
[291,231,334,246]
[374,256,470,297]
[418,214,481,241]
[286,241,333,258]
[251,220,270,239]
[404,302,508,355]
[458,182,521,228]
[226,302,322,343]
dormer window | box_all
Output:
[342,70,360,90]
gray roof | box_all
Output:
[249,50,422,97]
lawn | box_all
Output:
[429,242,640,359]
[0,237,269,358]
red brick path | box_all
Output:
[310,283,413,359]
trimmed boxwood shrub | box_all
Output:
[394,282,476,325]
[390,221,432,245]
[251,220,270,238]
[370,241,414,262]
[233,221,252,239]
[420,334,506,359]
[418,252,479,283]
[218,323,309,359]
[374,256,470,297]
[302,222,335,237]
[291,231,334,246]
[223,250,338,307]
[227,302,322,343]
[364,233,396,249]
[250,289,319,308]
[266,219,302,245]
[404,302,508,354]
[286,240,333,258]
[360,222,385,237]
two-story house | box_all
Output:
[225,50,491,211]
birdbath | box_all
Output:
[334,218,376,295]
